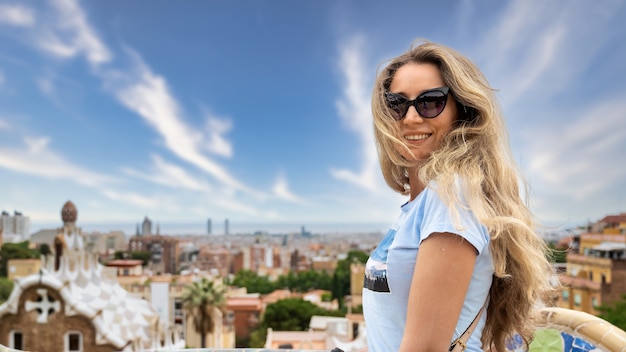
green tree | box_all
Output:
[0,277,14,304]
[275,269,333,293]
[229,269,275,294]
[129,250,151,266]
[248,298,342,347]
[181,277,227,348]
[0,241,40,277]
[39,243,52,257]
[113,250,151,266]
[332,250,368,305]
[597,294,626,330]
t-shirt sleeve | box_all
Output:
[419,185,490,254]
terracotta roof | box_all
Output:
[598,213,626,224]
[227,296,263,310]
[558,275,601,290]
[105,259,143,267]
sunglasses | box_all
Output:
[384,87,450,120]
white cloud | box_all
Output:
[109,51,261,197]
[0,4,35,27]
[100,189,159,208]
[525,98,626,200]
[331,35,382,192]
[204,115,233,158]
[0,135,115,188]
[24,136,50,154]
[476,1,621,107]
[35,0,111,66]
[122,154,212,192]
[272,173,310,205]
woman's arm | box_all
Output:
[399,232,478,352]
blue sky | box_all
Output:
[0,0,625,234]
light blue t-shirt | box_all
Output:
[362,181,494,352]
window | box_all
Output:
[574,293,581,307]
[174,298,184,325]
[592,296,599,307]
[10,331,23,350]
[65,331,82,352]
[562,290,569,301]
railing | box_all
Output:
[3,307,626,352]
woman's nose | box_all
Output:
[402,105,424,124]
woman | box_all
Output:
[362,40,554,352]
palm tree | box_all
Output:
[181,277,227,347]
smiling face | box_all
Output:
[389,62,457,162]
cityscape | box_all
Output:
[1,202,626,351]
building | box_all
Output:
[226,293,263,346]
[0,201,183,351]
[195,247,232,277]
[128,235,181,274]
[141,216,152,236]
[6,259,41,280]
[115,272,235,349]
[558,213,626,315]
[0,210,30,243]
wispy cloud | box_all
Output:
[100,189,160,209]
[108,51,260,196]
[204,115,233,158]
[35,0,111,66]
[0,0,272,219]
[476,1,621,107]
[0,135,116,187]
[331,35,381,192]
[0,4,35,27]
[122,154,212,192]
[272,173,310,205]
[526,98,626,199]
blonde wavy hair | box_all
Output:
[372,40,555,351]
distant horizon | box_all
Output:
[23,217,589,239]
[28,220,392,237]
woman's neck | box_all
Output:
[408,172,425,201]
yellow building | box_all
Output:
[7,258,41,280]
[558,213,626,316]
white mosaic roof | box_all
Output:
[0,226,184,351]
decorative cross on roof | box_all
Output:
[25,288,60,323]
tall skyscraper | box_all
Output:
[207,218,212,235]
[225,218,229,236]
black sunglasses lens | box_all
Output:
[384,92,409,120]
[416,91,447,118]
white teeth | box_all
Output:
[405,134,430,140]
